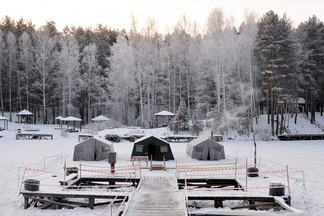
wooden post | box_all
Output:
[303,171,306,189]
[214,199,223,208]
[63,156,66,188]
[89,198,94,209]
[245,158,248,192]
[235,157,237,181]
[286,164,291,206]
[19,168,26,194]
[24,196,29,209]
[79,163,82,179]
[111,163,115,174]
[163,155,166,171]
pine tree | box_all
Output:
[169,100,189,133]
[297,16,324,123]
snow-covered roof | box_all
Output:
[0,116,8,120]
[55,116,64,120]
[92,115,110,122]
[17,109,33,115]
[61,116,82,121]
[155,110,175,116]
[298,97,305,104]
[134,134,169,144]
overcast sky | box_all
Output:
[0,0,323,33]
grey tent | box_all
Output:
[131,135,174,161]
[73,137,115,161]
[186,137,225,160]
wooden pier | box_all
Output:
[278,133,324,141]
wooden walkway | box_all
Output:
[124,176,187,216]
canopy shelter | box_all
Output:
[17,109,33,124]
[154,110,175,128]
[73,137,115,161]
[61,116,82,132]
[55,116,64,124]
[131,135,174,161]
[0,116,8,130]
[186,137,225,161]
[92,115,110,122]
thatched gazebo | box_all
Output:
[17,109,33,124]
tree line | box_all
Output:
[0,9,323,136]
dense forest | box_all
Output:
[0,8,323,136]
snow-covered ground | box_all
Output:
[0,115,324,215]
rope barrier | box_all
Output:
[187,185,288,191]
[81,163,140,168]
[178,162,236,167]
[186,169,288,177]
[178,165,252,173]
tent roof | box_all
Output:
[134,134,169,144]
[87,136,113,145]
[187,136,222,147]
[61,116,82,121]
[17,109,33,115]
[0,116,8,120]
[55,116,64,120]
[92,115,110,121]
[154,110,175,116]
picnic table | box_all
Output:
[105,134,120,142]
[16,133,53,140]
[164,135,198,142]
[78,134,93,142]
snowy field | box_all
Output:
[0,120,324,215]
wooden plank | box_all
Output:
[21,192,128,199]
[231,202,275,210]
[24,195,76,209]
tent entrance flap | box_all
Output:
[147,144,157,160]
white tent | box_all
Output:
[92,115,110,122]
[73,136,115,161]
[187,137,225,161]
[0,116,8,130]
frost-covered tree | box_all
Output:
[297,16,324,122]
[81,43,101,123]
[108,35,135,125]
[0,30,5,116]
[6,32,17,121]
[34,29,57,123]
[18,32,34,110]
[59,36,80,116]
